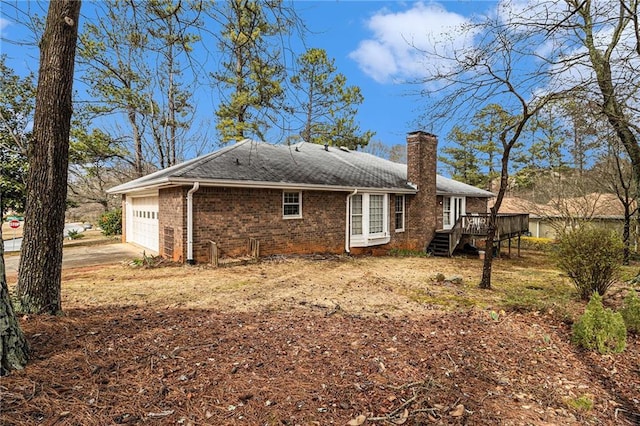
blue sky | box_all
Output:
[0,1,498,160]
[294,1,495,146]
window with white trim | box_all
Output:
[369,195,384,233]
[283,191,302,218]
[395,195,405,232]
[350,193,390,247]
[351,195,363,235]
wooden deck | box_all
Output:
[428,213,529,256]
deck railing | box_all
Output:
[448,216,465,256]
[460,213,529,239]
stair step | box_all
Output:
[427,232,453,257]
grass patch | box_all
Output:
[407,288,481,309]
[389,248,430,257]
[501,282,575,315]
[565,394,594,412]
[46,250,635,320]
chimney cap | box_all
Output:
[407,130,437,138]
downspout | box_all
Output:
[345,189,358,253]
[186,182,200,264]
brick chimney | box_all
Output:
[406,131,438,250]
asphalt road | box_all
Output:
[3,243,145,276]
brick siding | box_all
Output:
[158,187,186,262]
[153,131,441,263]
[405,131,438,251]
[466,196,488,214]
[174,187,347,263]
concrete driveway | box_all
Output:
[3,243,146,276]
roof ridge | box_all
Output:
[176,140,249,176]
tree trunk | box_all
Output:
[15,0,81,315]
[480,141,513,289]
[577,1,640,218]
[623,203,631,265]
[0,204,30,375]
[128,106,144,177]
[479,210,497,289]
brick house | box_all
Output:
[107,131,494,263]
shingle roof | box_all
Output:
[496,194,634,218]
[436,175,494,197]
[107,140,494,198]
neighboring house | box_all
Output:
[107,131,495,264]
[498,194,636,239]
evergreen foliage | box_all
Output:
[553,227,623,300]
[620,289,640,334]
[290,48,373,149]
[98,209,122,236]
[572,292,626,354]
[213,0,287,143]
[440,104,510,189]
[78,0,199,173]
[0,56,35,215]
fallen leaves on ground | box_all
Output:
[2,305,639,425]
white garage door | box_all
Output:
[128,196,159,252]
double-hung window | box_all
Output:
[350,193,390,247]
[351,195,363,235]
[283,191,302,219]
[395,195,405,232]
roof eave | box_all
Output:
[108,177,417,195]
[436,190,495,198]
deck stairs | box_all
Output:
[426,213,529,257]
[427,232,452,256]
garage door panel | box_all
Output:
[129,196,159,252]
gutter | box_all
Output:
[108,177,417,195]
[345,189,358,254]
[186,182,200,264]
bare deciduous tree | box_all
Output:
[416,8,565,289]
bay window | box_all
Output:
[350,193,390,247]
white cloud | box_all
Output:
[0,17,11,37]
[349,2,474,83]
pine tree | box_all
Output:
[290,48,373,149]
[212,0,286,144]
[0,57,35,215]
[16,0,82,314]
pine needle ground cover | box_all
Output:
[3,252,639,425]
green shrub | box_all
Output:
[620,289,640,334]
[572,292,626,354]
[67,229,83,240]
[98,208,122,236]
[553,227,623,300]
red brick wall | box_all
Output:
[466,196,489,214]
[157,186,430,263]
[405,131,438,251]
[150,130,446,263]
[187,187,347,263]
[158,187,186,262]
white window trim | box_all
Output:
[395,195,405,233]
[282,191,302,219]
[443,196,466,230]
[350,193,390,247]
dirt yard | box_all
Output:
[2,253,639,425]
